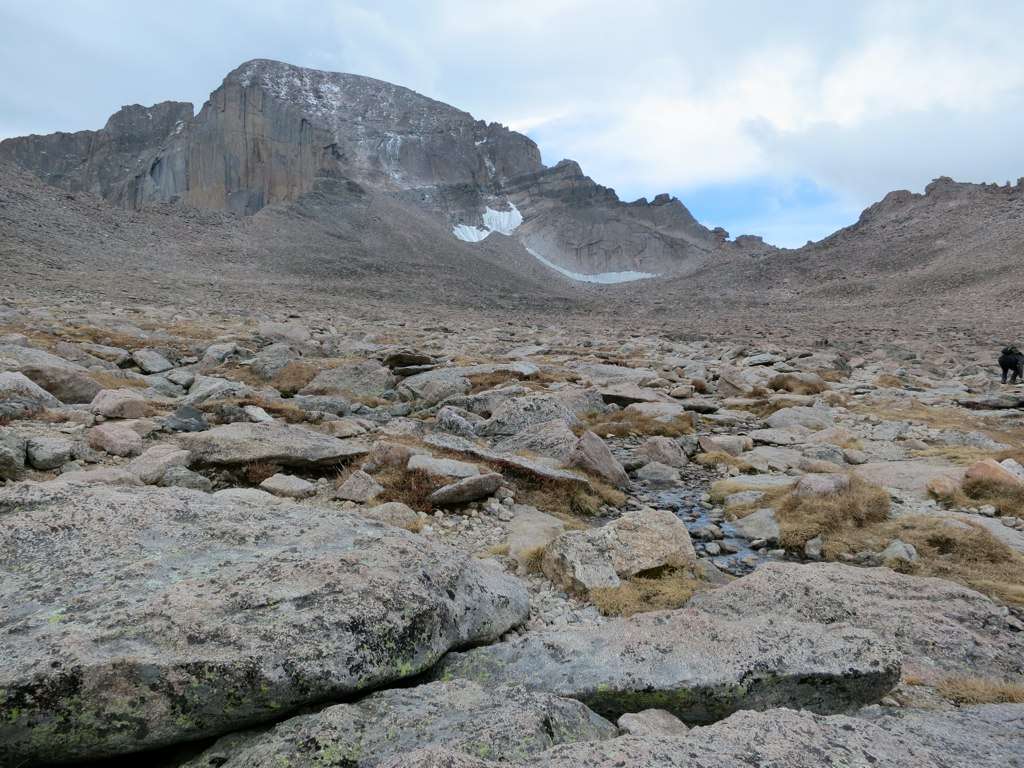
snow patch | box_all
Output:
[525,247,659,284]
[452,202,522,241]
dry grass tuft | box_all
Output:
[589,566,709,617]
[960,476,1024,516]
[517,478,611,520]
[88,371,149,390]
[244,461,280,485]
[578,409,694,438]
[486,542,511,557]
[874,373,905,388]
[373,467,443,513]
[768,373,828,395]
[935,676,1024,705]
[774,476,891,549]
[696,451,757,473]
[270,361,320,396]
[520,545,547,573]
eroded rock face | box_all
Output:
[688,562,1024,680]
[0,485,529,764]
[436,609,900,723]
[182,679,616,768]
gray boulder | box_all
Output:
[0,429,26,480]
[436,608,899,723]
[260,472,317,499]
[636,437,688,468]
[131,348,174,374]
[300,360,397,398]
[26,436,74,470]
[182,679,616,768]
[542,508,696,592]
[492,418,579,460]
[0,371,61,419]
[87,422,143,457]
[0,484,528,764]
[335,469,385,503]
[634,461,681,488]
[478,393,578,437]
[766,406,835,431]
[570,430,629,488]
[90,388,148,419]
[180,422,369,467]
[428,472,504,506]
[689,562,1024,680]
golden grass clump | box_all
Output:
[775,476,891,549]
[935,676,1024,705]
[695,451,757,473]
[768,373,828,395]
[960,476,1024,517]
[372,467,443,513]
[589,566,709,617]
[270,361,320,396]
[578,409,694,438]
[244,461,280,485]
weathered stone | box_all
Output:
[323,417,367,437]
[542,508,696,592]
[183,679,616,768]
[766,406,835,431]
[0,484,529,763]
[634,461,681,488]
[182,375,253,407]
[0,371,62,419]
[732,507,780,543]
[87,422,143,457]
[853,461,963,500]
[0,430,26,480]
[794,473,850,497]
[362,501,421,528]
[420,705,1024,768]
[492,418,579,460]
[965,458,1024,487]
[408,454,481,479]
[428,472,504,506]
[180,422,368,467]
[260,472,317,498]
[689,562,1024,680]
[126,444,191,484]
[478,394,578,437]
[335,469,384,503]
[617,709,690,737]
[436,609,899,723]
[25,436,74,470]
[716,365,757,396]
[131,348,174,374]
[636,437,688,468]
[19,365,101,403]
[300,360,397,399]
[599,383,674,406]
[159,465,214,491]
[698,435,751,456]
[570,431,629,488]
[506,506,566,574]
[424,433,592,489]
[90,388,148,419]
[164,404,210,432]
[624,402,694,427]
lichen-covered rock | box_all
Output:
[260,471,317,498]
[428,472,504,506]
[87,421,143,456]
[542,508,696,592]
[570,430,629,488]
[436,608,899,723]
[0,429,26,479]
[179,422,369,467]
[689,562,1024,680]
[90,388,149,419]
[182,679,616,768]
[25,436,74,470]
[0,485,529,764]
[300,360,397,398]
[413,704,1024,767]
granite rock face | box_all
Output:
[436,608,900,723]
[182,679,617,768]
[0,484,529,763]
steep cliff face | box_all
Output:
[0,101,193,204]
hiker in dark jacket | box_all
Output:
[999,345,1024,384]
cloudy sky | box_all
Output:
[3,0,1023,246]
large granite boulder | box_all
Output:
[179,422,369,467]
[569,430,629,488]
[0,485,529,763]
[689,562,1024,680]
[300,360,397,399]
[182,679,616,767]
[436,609,900,723]
[542,508,696,592]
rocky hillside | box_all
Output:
[0,58,736,280]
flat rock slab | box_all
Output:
[424,432,592,489]
[853,460,964,500]
[436,609,899,723]
[428,472,503,506]
[182,679,616,768]
[180,422,369,467]
[689,562,1024,680]
[0,485,529,764]
[406,704,1024,767]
